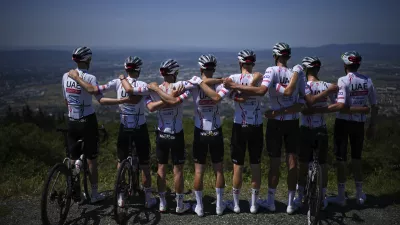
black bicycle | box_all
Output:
[40,126,107,225]
[304,131,325,225]
[113,127,142,224]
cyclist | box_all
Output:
[181,54,228,216]
[190,49,265,214]
[223,43,316,214]
[291,56,370,210]
[69,56,157,208]
[62,46,119,203]
[328,51,378,206]
[128,59,194,214]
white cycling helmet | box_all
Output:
[198,54,217,69]
[238,49,256,63]
[341,51,362,65]
[124,56,143,71]
[272,42,291,57]
[72,46,92,62]
[160,59,179,76]
[302,56,322,68]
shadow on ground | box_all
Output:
[295,191,400,225]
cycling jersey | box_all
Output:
[98,77,147,128]
[62,69,103,119]
[190,84,228,130]
[336,72,377,122]
[146,81,194,134]
[262,65,309,120]
[301,81,336,128]
[219,74,263,125]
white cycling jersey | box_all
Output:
[301,81,336,128]
[262,64,309,121]
[336,72,377,122]
[98,77,147,128]
[220,74,263,125]
[62,69,103,119]
[190,83,228,131]
[146,81,195,134]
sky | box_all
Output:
[1,0,399,50]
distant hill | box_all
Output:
[1,43,399,66]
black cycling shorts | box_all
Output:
[192,126,224,164]
[230,123,263,165]
[117,123,151,165]
[299,126,328,165]
[156,130,186,165]
[334,118,364,161]
[266,119,299,158]
[67,113,99,160]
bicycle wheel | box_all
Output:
[41,163,72,225]
[306,162,323,225]
[113,159,136,224]
[82,154,91,202]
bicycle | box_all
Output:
[304,131,325,225]
[40,125,107,225]
[113,127,142,224]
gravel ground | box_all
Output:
[1,192,399,225]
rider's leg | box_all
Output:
[248,125,263,212]
[333,119,349,204]
[349,121,365,203]
[266,119,283,209]
[230,124,246,212]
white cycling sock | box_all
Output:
[195,191,203,208]
[176,193,184,208]
[251,188,259,207]
[91,184,98,195]
[267,188,276,205]
[297,185,305,201]
[233,188,240,207]
[144,187,152,201]
[216,188,224,208]
[288,191,295,206]
[159,192,167,208]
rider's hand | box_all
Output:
[147,82,159,91]
[264,110,276,119]
[188,76,203,85]
[119,74,126,80]
[223,78,235,89]
[328,84,339,93]
[68,69,79,80]
[172,84,184,97]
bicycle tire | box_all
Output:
[81,154,92,203]
[306,162,323,225]
[113,159,135,224]
[40,163,72,225]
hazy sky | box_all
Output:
[1,0,399,49]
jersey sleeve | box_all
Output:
[261,67,274,89]
[297,71,309,104]
[368,78,377,105]
[98,79,118,93]
[62,74,67,99]
[179,81,196,90]
[177,90,191,102]
[87,75,104,101]
[216,84,230,98]
[326,82,337,103]
[336,77,347,103]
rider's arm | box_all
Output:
[145,95,165,112]
[120,76,150,95]
[368,79,379,127]
[98,97,131,105]
[225,70,271,96]
[202,78,223,86]
[68,70,99,95]
[150,85,190,106]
